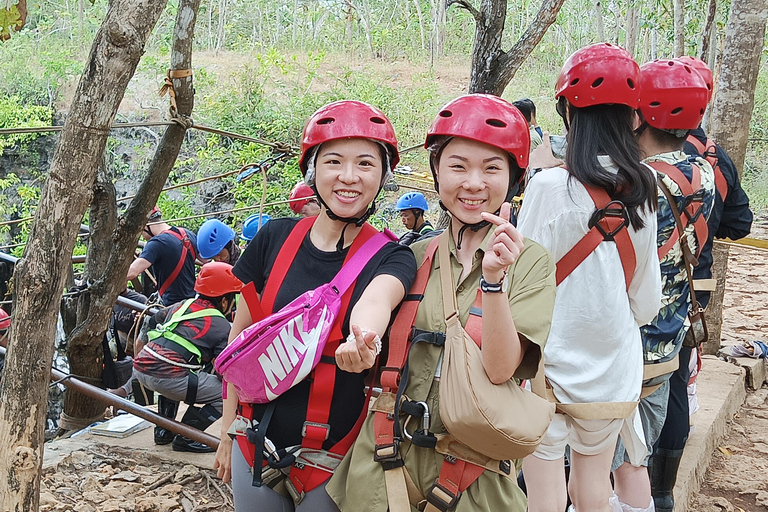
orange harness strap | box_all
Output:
[686,134,728,201]
[649,161,709,261]
[555,186,636,291]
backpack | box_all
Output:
[215,218,395,404]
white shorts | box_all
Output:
[532,412,624,460]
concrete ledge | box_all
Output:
[718,345,768,390]
[677,356,747,512]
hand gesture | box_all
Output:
[335,325,379,373]
[481,202,525,281]
[528,132,565,171]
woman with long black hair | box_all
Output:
[518,43,662,512]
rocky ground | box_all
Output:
[41,444,234,512]
[691,217,768,512]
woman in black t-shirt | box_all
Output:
[214,100,417,512]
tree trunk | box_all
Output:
[673,0,685,56]
[702,0,766,356]
[215,0,226,54]
[430,0,447,64]
[413,0,426,51]
[457,0,566,95]
[624,0,639,56]
[651,27,657,59]
[703,242,729,355]
[61,0,201,431]
[594,0,605,41]
[0,0,169,508]
[708,0,767,174]
[699,0,717,60]
[345,1,354,47]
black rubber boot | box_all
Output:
[650,452,683,512]
[154,395,179,445]
[172,404,221,453]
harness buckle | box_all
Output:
[373,441,400,463]
[589,200,629,241]
[683,189,706,223]
[426,481,461,511]
[301,421,330,441]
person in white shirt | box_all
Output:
[518,43,662,512]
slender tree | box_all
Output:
[450,0,567,95]
[0,0,169,508]
[59,0,202,431]
[702,0,767,355]
[673,0,685,55]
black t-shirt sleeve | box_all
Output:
[715,147,753,240]
[369,241,417,294]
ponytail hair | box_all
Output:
[564,101,657,230]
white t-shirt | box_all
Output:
[518,161,661,405]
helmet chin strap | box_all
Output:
[440,187,516,250]
[313,185,377,252]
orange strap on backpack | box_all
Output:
[555,186,636,290]
[235,217,379,495]
[375,235,485,512]
[157,227,196,299]
[648,161,709,261]
[686,134,728,201]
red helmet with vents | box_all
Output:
[425,94,531,169]
[675,56,714,104]
[299,100,399,173]
[639,59,708,130]
[555,43,641,108]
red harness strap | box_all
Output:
[555,186,636,291]
[686,134,728,201]
[375,235,485,510]
[235,217,378,495]
[649,161,709,260]
[157,228,196,299]
[426,458,487,511]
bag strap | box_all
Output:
[658,179,703,317]
[686,134,727,200]
[648,161,709,261]
[157,228,195,299]
[436,233,482,347]
[555,185,636,291]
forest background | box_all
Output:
[1,0,767,255]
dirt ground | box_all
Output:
[691,216,768,512]
[41,444,234,512]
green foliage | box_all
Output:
[0,95,53,149]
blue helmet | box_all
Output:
[395,192,429,212]
[197,219,236,259]
[241,214,271,242]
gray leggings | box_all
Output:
[231,441,341,512]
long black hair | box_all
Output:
[561,98,657,230]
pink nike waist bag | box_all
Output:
[215,230,393,404]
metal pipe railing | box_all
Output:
[0,345,220,450]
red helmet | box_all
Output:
[0,308,9,331]
[675,56,713,103]
[194,262,243,297]
[148,206,162,221]
[639,59,708,131]
[555,43,640,108]
[299,100,399,173]
[425,94,531,168]
[289,182,315,214]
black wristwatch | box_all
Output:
[480,271,508,293]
